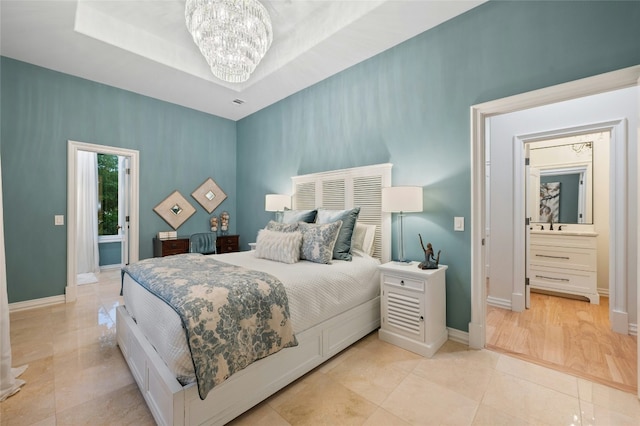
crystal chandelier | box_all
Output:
[185,0,273,83]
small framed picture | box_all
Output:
[192,178,227,214]
[153,190,196,229]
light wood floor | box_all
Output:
[486,292,638,394]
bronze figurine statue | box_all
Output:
[418,234,440,270]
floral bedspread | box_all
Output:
[122,253,298,400]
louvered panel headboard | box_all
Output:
[291,163,392,262]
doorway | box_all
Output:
[486,114,636,390]
[468,65,640,398]
[76,152,130,285]
[515,126,614,309]
[66,141,140,302]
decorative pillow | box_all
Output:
[351,223,376,256]
[282,209,317,224]
[298,221,342,264]
[316,207,360,261]
[255,229,302,264]
[265,220,299,233]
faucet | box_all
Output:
[547,216,554,231]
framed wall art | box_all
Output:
[539,182,560,223]
[191,177,227,214]
[153,190,196,229]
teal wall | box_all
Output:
[236,1,640,331]
[1,58,237,303]
[99,241,122,267]
[2,1,639,328]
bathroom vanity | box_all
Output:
[529,230,599,304]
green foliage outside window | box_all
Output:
[98,154,119,236]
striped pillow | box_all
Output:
[255,229,303,264]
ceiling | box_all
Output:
[0,0,485,121]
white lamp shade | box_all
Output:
[265,194,291,212]
[381,186,423,213]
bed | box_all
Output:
[116,164,392,425]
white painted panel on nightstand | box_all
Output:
[378,262,448,358]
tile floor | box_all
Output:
[2,269,640,425]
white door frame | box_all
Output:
[512,121,626,324]
[66,141,139,302]
[469,65,640,351]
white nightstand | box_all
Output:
[378,261,448,358]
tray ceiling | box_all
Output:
[1,1,485,120]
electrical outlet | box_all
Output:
[454,216,464,231]
[55,215,64,226]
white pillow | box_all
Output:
[255,229,302,264]
[351,223,376,256]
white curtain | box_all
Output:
[76,151,99,274]
[1,156,28,401]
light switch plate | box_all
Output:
[454,216,464,231]
[55,215,64,226]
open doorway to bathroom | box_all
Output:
[470,65,640,400]
[482,88,638,393]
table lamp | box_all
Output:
[382,186,423,263]
[265,194,291,222]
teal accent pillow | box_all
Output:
[316,207,361,261]
[282,209,317,224]
[298,221,342,264]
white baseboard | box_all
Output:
[486,296,511,310]
[628,323,637,336]
[100,264,123,271]
[447,327,469,346]
[511,292,525,312]
[467,322,484,349]
[611,309,629,334]
[9,295,66,312]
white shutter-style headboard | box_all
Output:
[291,163,392,262]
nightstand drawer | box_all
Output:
[216,235,239,254]
[383,274,424,292]
[154,237,189,257]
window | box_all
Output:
[97,154,119,236]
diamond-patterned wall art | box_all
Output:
[153,190,196,229]
[191,177,227,214]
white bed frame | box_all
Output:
[116,297,379,425]
[116,163,391,425]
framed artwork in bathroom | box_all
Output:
[539,182,560,223]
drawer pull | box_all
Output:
[535,274,570,282]
[535,254,570,260]
[400,280,405,286]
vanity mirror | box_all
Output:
[528,138,593,225]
